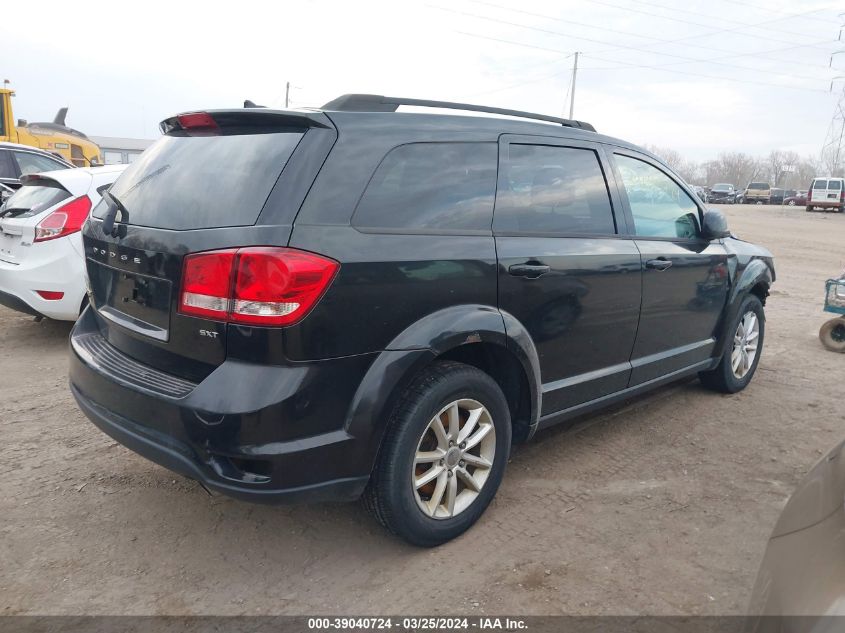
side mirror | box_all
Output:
[702,208,731,240]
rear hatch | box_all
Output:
[810,179,842,203]
[82,109,336,382]
[0,173,89,264]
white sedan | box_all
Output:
[0,164,126,320]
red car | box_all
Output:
[783,191,808,206]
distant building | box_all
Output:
[90,136,155,165]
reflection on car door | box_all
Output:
[611,150,729,385]
[494,136,642,416]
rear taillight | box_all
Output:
[34,196,92,242]
[179,247,339,326]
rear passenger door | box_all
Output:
[494,135,642,416]
[610,150,729,385]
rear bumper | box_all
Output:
[0,235,86,320]
[68,308,378,504]
[809,200,843,209]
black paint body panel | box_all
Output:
[69,107,776,503]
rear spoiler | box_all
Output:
[19,173,66,189]
[160,109,332,135]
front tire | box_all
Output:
[364,361,512,547]
[819,318,845,353]
[700,294,765,393]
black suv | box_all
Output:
[69,95,775,546]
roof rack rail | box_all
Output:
[320,94,596,132]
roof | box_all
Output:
[90,136,156,152]
[320,94,596,132]
[0,141,75,166]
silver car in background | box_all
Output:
[749,438,845,630]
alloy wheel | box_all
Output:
[732,310,760,379]
[412,399,496,519]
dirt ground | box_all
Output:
[2,204,844,616]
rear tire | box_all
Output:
[699,294,765,394]
[806,205,813,212]
[819,318,845,353]
[363,361,512,547]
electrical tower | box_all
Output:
[821,85,845,176]
[822,19,845,176]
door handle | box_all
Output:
[645,258,673,271]
[508,263,551,278]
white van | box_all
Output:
[807,177,844,212]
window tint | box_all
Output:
[494,144,615,235]
[813,180,828,190]
[13,151,68,175]
[353,142,496,232]
[615,154,700,239]
[0,182,71,218]
[0,151,15,179]
[93,131,303,230]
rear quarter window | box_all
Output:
[352,142,497,233]
[93,131,304,230]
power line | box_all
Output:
[435,5,834,81]
[613,0,834,41]
[582,52,830,92]
[459,52,574,98]
[469,0,836,71]
[456,30,831,93]
[711,0,837,24]
[577,0,835,51]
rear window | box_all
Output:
[0,182,71,219]
[748,182,770,190]
[829,180,842,191]
[813,180,828,189]
[352,142,497,233]
[712,184,732,191]
[93,131,303,230]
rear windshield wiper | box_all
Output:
[100,190,130,236]
[0,207,31,219]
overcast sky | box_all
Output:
[2,0,842,161]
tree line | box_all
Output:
[643,144,844,190]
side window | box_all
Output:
[615,154,700,239]
[0,151,16,179]
[352,142,497,232]
[13,151,68,176]
[494,144,616,235]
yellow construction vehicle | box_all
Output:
[0,87,102,167]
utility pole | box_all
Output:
[285,81,290,109]
[568,52,579,119]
